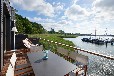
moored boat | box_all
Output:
[81,38,105,45]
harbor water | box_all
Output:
[64,36,114,76]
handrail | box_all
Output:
[40,38,114,60]
[78,49,114,60]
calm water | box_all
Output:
[64,36,114,76]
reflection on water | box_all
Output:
[64,36,114,76]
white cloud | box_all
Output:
[27,17,74,32]
[55,5,64,11]
[27,17,41,22]
[58,20,67,25]
[41,22,64,32]
[53,2,65,15]
[92,0,114,20]
[10,0,55,17]
[58,20,72,25]
[72,0,79,4]
[65,4,90,20]
[27,17,64,32]
[60,16,67,20]
[27,17,55,23]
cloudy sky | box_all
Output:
[10,0,114,35]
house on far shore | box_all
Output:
[0,0,16,71]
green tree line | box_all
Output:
[16,14,46,34]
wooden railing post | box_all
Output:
[76,71,78,76]
[84,65,87,76]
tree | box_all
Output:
[58,30,65,34]
[15,14,46,34]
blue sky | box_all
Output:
[10,0,114,35]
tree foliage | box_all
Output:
[16,14,46,34]
[48,28,55,34]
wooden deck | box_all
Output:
[1,47,88,76]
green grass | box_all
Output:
[28,34,77,52]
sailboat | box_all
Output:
[81,29,105,45]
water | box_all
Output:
[64,36,114,76]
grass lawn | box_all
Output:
[28,34,77,52]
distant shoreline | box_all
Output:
[57,35,77,38]
[78,35,114,37]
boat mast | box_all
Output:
[95,28,97,39]
[105,28,107,36]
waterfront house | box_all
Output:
[0,0,17,71]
